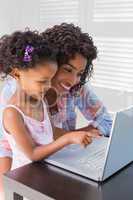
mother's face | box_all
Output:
[51,53,87,94]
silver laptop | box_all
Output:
[44,106,133,182]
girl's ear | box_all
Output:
[10,68,20,80]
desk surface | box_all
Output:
[3,161,133,200]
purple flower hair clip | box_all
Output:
[23,45,34,62]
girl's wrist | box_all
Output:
[58,133,71,146]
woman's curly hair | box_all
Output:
[42,23,98,94]
[0,29,57,79]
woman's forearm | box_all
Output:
[53,127,68,139]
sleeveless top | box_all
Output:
[1,101,53,169]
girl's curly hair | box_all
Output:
[0,29,57,78]
[42,23,98,94]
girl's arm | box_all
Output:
[53,126,101,140]
[3,107,97,162]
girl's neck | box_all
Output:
[8,87,42,108]
[7,88,44,121]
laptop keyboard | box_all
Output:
[78,138,108,170]
[45,137,109,174]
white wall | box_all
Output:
[93,86,133,112]
[0,0,15,34]
[0,0,40,35]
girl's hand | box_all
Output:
[63,131,100,148]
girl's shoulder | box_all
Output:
[2,104,25,137]
[3,104,25,123]
[2,91,25,124]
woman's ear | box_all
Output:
[10,68,20,80]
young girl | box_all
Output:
[0,30,98,172]
[0,23,111,174]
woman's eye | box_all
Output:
[64,68,72,73]
[78,72,84,77]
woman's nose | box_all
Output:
[68,74,80,86]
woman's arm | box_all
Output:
[75,84,113,137]
[53,126,67,140]
[3,107,97,162]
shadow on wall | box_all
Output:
[0,81,4,93]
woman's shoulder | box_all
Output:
[81,83,94,92]
[73,83,94,98]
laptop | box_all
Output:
[44,106,133,182]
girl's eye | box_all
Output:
[38,80,49,84]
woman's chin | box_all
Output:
[57,83,70,94]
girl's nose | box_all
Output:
[42,82,51,92]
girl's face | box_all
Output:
[51,53,87,94]
[15,61,57,100]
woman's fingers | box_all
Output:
[86,131,102,138]
[91,129,102,136]
[85,136,92,144]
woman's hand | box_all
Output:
[76,125,102,137]
[87,127,102,137]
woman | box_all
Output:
[43,23,112,137]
